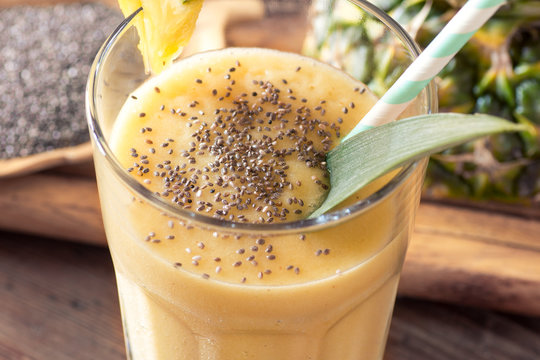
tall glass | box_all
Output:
[86,1,437,359]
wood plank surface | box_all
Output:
[0,167,539,317]
[0,170,105,246]
[0,233,124,360]
[1,232,539,360]
[401,202,540,315]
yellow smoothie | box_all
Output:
[94,48,425,359]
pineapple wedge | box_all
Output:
[118,0,204,73]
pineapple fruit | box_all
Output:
[117,0,204,73]
[304,0,540,207]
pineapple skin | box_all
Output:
[305,0,540,206]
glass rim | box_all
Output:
[86,0,438,235]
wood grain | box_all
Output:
[402,202,540,315]
[386,297,540,360]
[0,170,105,246]
[0,143,93,178]
[0,233,125,360]
[0,168,539,316]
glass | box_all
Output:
[86,1,437,359]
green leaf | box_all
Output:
[309,113,525,218]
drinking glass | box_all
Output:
[86,1,437,359]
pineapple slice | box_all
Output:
[118,0,204,73]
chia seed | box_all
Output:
[0,3,123,159]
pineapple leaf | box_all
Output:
[309,113,526,217]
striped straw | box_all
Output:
[342,0,507,142]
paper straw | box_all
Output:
[342,0,507,142]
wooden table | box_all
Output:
[1,230,539,360]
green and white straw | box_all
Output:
[342,0,507,142]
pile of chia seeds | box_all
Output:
[0,3,123,160]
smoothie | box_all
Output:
[92,47,426,359]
